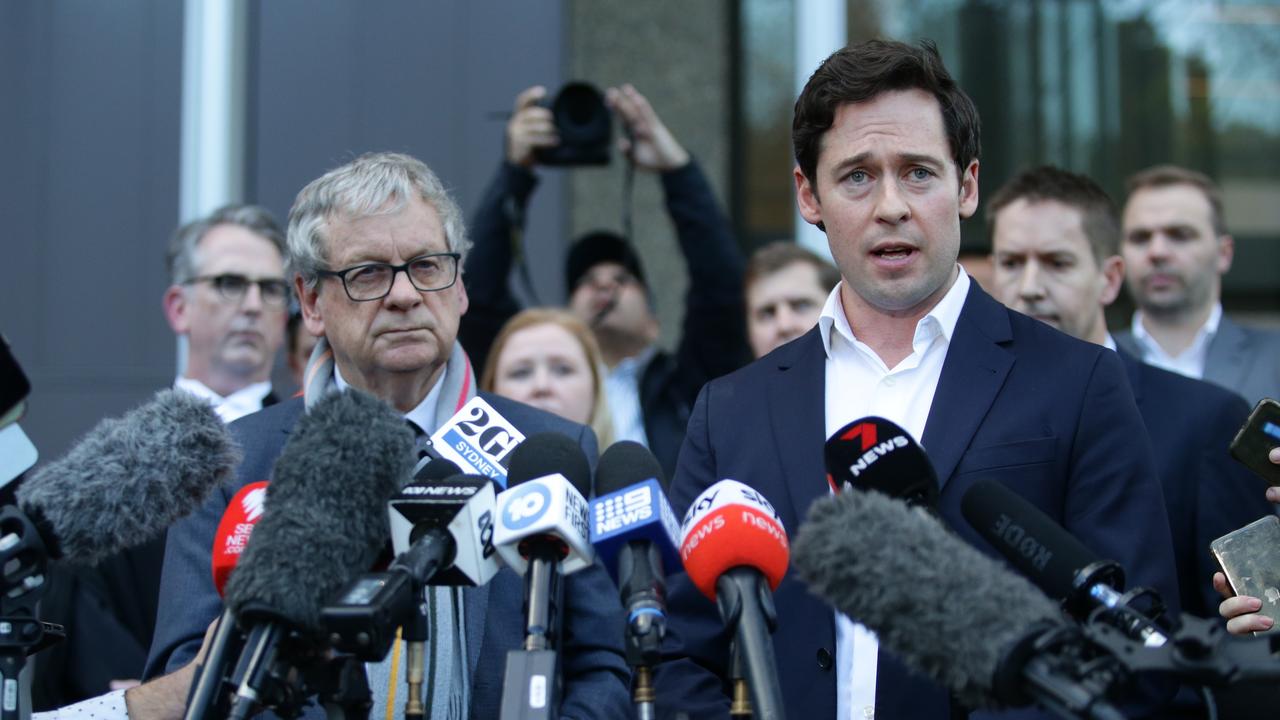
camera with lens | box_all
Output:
[535,82,612,166]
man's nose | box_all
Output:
[1017,263,1045,301]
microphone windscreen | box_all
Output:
[595,440,666,496]
[961,479,1101,601]
[679,480,788,600]
[223,390,415,631]
[18,389,239,564]
[824,416,938,508]
[792,488,1062,709]
[506,432,591,497]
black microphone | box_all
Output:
[15,388,239,564]
[961,479,1169,647]
[824,416,938,508]
[793,488,1128,720]
[214,389,416,720]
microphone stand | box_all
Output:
[728,641,751,719]
[0,506,64,720]
[715,568,785,720]
[499,546,564,720]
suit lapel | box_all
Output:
[922,284,1014,489]
[1204,315,1248,392]
[768,330,829,529]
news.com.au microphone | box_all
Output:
[962,479,1170,648]
[429,395,527,487]
[588,441,681,719]
[494,432,593,720]
[793,487,1128,720]
[824,416,938,509]
[188,389,416,720]
[680,480,789,720]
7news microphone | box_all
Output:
[493,432,594,720]
[587,441,681,720]
[824,416,939,508]
[792,487,1129,720]
[680,480,789,720]
[185,389,416,720]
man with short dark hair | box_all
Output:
[656,40,1178,719]
[987,165,1271,622]
[742,241,839,358]
[1116,165,1280,404]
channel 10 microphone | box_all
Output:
[793,488,1128,720]
[589,441,681,714]
[962,479,1170,647]
[429,395,527,488]
[680,480,788,720]
[824,416,939,509]
[211,389,416,720]
[211,481,268,596]
[14,388,239,565]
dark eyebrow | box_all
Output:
[828,151,947,177]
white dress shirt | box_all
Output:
[604,346,655,447]
[1128,303,1222,380]
[173,377,273,424]
[819,269,969,720]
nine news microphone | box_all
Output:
[680,480,789,720]
[793,488,1128,720]
[962,479,1170,647]
[588,441,681,719]
[429,395,527,488]
[824,416,939,508]
[14,388,239,565]
[188,390,416,720]
[494,433,594,720]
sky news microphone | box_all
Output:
[680,479,789,720]
[15,388,239,565]
[212,389,416,720]
[793,488,1126,720]
[589,441,681,716]
[429,395,527,488]
[824,416,939,509]
[962,479,1170,648]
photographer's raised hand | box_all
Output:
[606,84,689,172]
[506,85,559,168]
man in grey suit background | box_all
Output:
[1115,164,1280,404]
[146,152,629,719]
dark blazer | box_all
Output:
[1116,315,1280,406]
[145,393,630,719]
[655,282,1181,720]
[1117,349,1273,618]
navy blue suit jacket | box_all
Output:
[145,393,630,719]
[655,281,1180,719]
[1117,350,1273,618]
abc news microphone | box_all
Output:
[680,480,789,720]
[588,441,681,720]
[185,389,416,720]
[493,433,594,720]
[793,487,1129,720]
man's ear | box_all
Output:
[957,160,980,220]
[795,166,825,231]
[163,285,189,334]
[1216,234,1234,275]
[296,275,325,337]
[1099,255,1125,307]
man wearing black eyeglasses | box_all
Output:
[161,204,290,422]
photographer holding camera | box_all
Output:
[461,83,748,478]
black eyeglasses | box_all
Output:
[316,253,461,302]
[185,274,290,306]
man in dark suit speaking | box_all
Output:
[655,41,1179,719]
[145,152,629,718]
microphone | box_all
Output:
[679,480,788,720]
[588,441,681,716]
[961,479,1169,647]
[15,388,239,564]
[213,389,416,720]
[824,416,938,508]
[211,481,269,596]
[793,488,1127,719]
[493,432,592,720]
[429,395,527,488]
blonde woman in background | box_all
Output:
[480,308,615,449]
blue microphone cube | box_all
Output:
[589,478,682,582]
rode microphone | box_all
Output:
[680,480,788,720]
[588,441,680,715]
[211,481,269,596]
[962,479,1169,647]
[824,416,939,508]
[793,488,1127,720]
[494,433,592,720]
[430,396,527,488]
